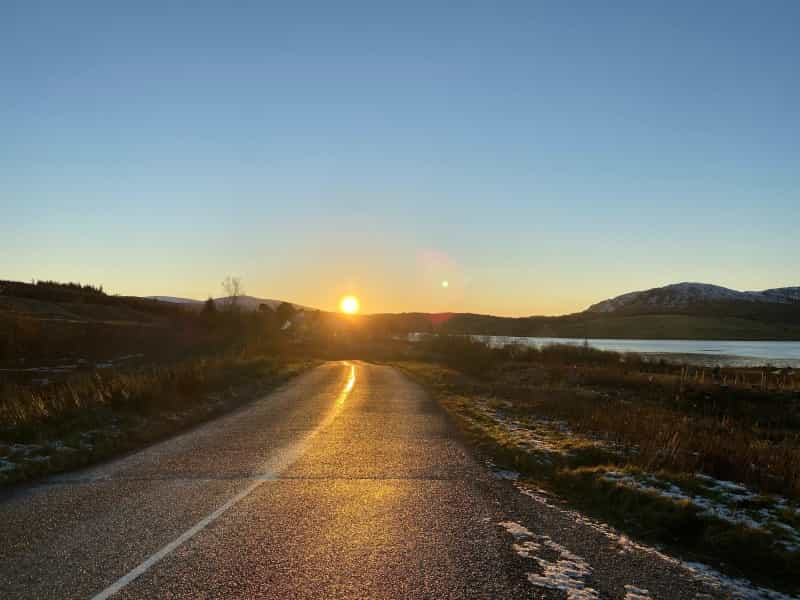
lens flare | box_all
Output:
[340,295,360,314]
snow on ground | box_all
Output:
[491,467,520,481]
[512,482,800,600]
[478,393,799,598]
[499,520,599,599]
[474,400,621,460]
[601,470,800,552]
[478,396,800,556]
[624,584,653,600]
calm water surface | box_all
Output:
[476,337,800,367]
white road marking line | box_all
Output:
[90,362,356,599]
[90,478,266,600]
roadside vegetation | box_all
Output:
[392,336,800,592]
[0,279,327,485]
[0,355,312,484]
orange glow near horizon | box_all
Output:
[340,295,360,314]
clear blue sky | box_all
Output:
[2,1,798,315]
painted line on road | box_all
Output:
[90,477,267,600]
[90,362,356,600]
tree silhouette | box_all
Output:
[221,276,244,312]
[275,302,296,327]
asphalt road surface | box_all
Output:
[0,362,763,599]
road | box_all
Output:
[0,362,760,599]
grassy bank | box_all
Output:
[0,355,315,485]
[391,338,800,592]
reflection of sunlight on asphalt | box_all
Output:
[337,362,356,405]
[87,361,362,599]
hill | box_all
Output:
[587,282,800,314]
[362,282,800,340]
[0,280,315,366]
[4,279,799,342]
[149,295,310,312]
[1,280,182,323]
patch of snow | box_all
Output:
[474,401,617,459]
[499,520,534,539]
[683,562,799,600]
[487,460,520,480]
[516,484,559,508]
[602,471,692,503]
[498,521,599,599]
[624,584,653,600]
[601,470,800,551]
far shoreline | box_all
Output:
[408,333,800,368]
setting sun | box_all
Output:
[339,295,360,314]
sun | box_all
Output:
[340,295,360,314]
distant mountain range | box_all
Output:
[360,282,800,341]
[586,283,800,314]
[146,282,800,340]
[148,295,311,312]
[149,282,800,320]
[4,278,798,340]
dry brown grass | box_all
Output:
[510,385,800,498]
[401,337,800,498]
[0,356,301,443]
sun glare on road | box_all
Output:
[340,295,360,314]
[338,363,356,405]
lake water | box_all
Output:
[472,336,800,367]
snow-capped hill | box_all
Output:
[586,282,800,313]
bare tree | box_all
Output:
[221,276,244,312]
